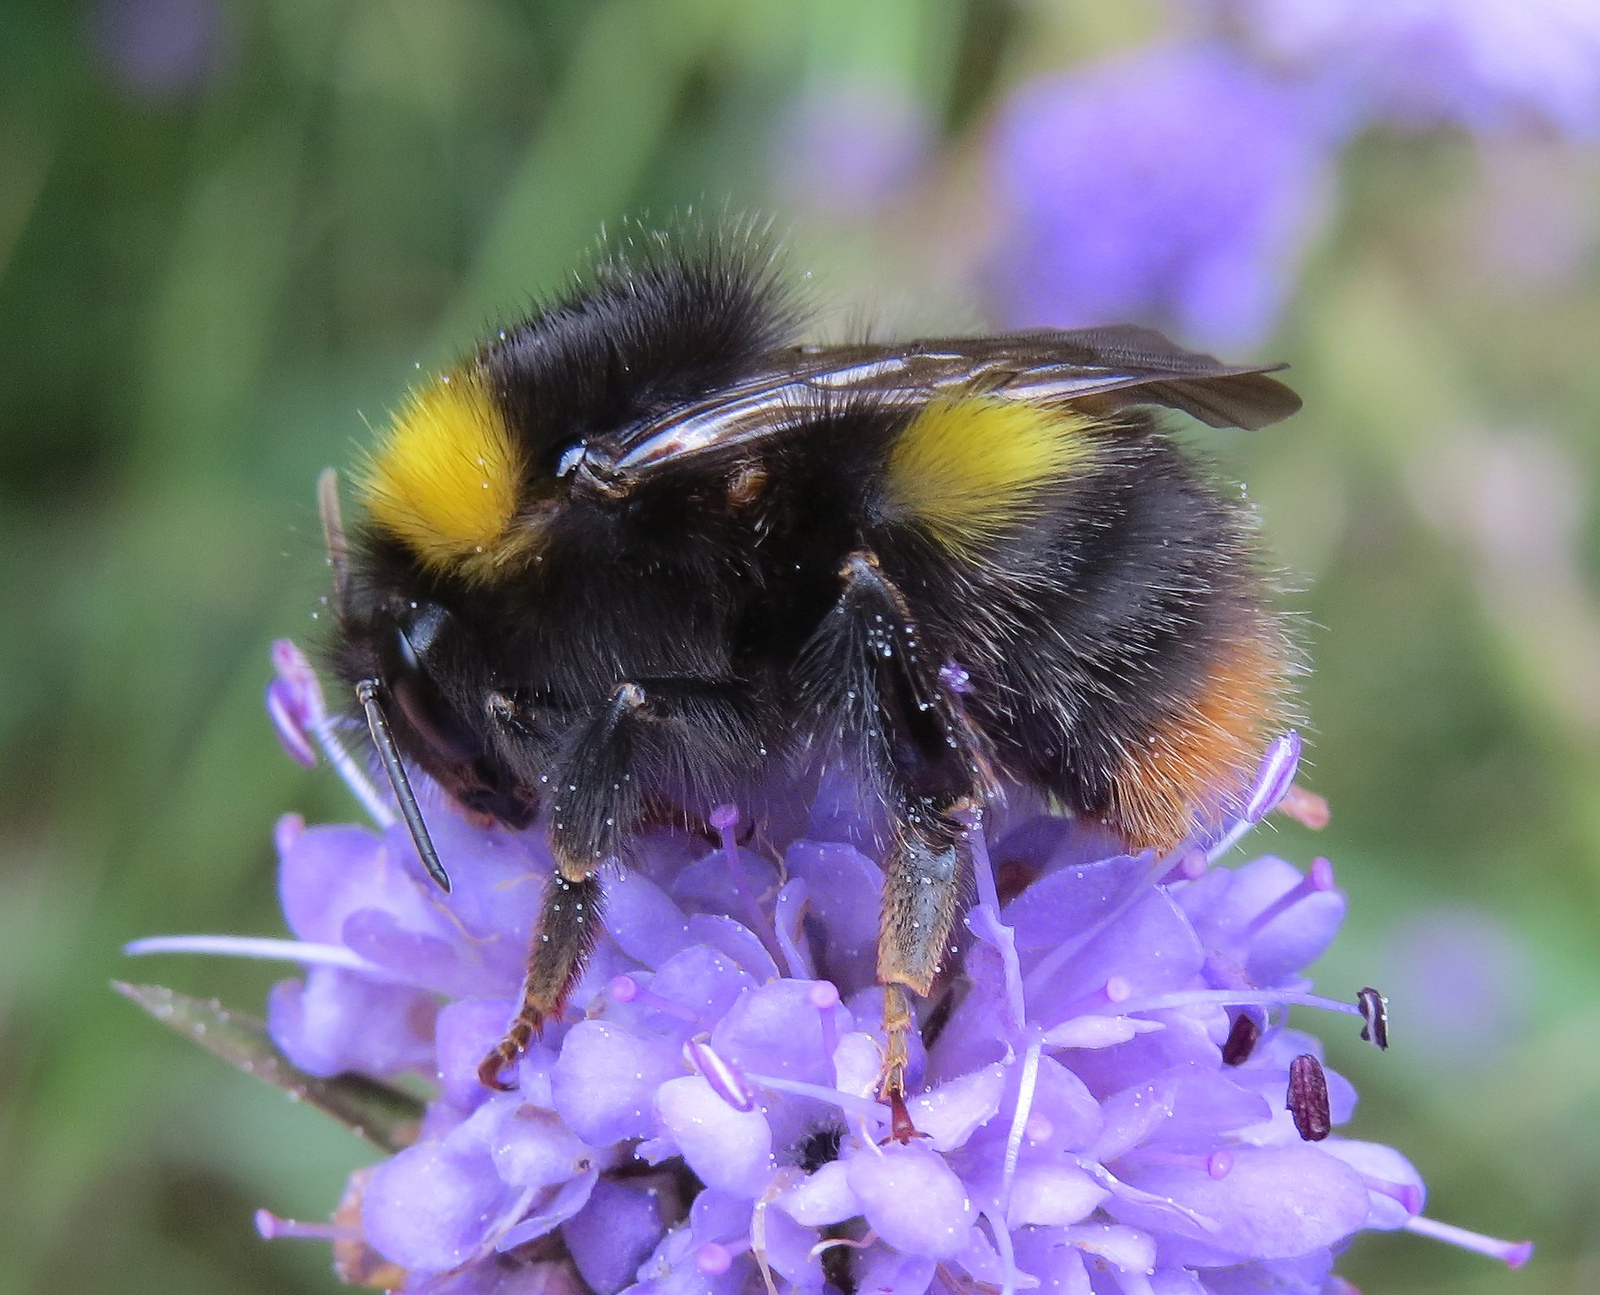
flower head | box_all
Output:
[1220,0,1600,138]
[132,647,1533,1293]
[988,41,1333,350]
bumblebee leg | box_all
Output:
[801,552,987,1137]
[478,867,604,1090]
[479,682,649,1090]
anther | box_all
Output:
[1221,1012,1262,1067]
[1357,986,1389,1049]
[1287,1053,1332,1141]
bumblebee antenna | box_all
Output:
[355,678,452,893]
[317,467,350,620]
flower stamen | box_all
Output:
[1244,857,1336,937]
[1403,1216,1533,1268]
[255,1209,361,1242]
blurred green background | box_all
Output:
[4,1,1599,1292]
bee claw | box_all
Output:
[884,1091,925,1145]
[477,1041,523,1091]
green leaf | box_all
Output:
[114,981,424,1154]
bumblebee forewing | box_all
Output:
[615,328,1300,475]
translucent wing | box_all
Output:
[614,325,1302,473]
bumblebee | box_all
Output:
[324,226,1299,1132]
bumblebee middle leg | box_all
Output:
[800,552,989,1137]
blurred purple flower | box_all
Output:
[773,79,932,216]
[1222,0,1600,138]
[988,42,1332,351]
[133,646,1534,1293]
[90,0,226,100]
[1381,905,1532,1063]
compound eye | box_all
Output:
[381,619,480,767]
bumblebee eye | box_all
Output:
[381,620,480,766]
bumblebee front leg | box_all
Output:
[801,553,987,1138]
[478,682,648,1090]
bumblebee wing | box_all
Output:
[615,325,1300,473]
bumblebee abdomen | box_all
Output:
[898,421,1292,848]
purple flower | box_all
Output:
[988,41,1333,350]
[1221,0,1600,138]
[132,646,1534,1293]
[772,78,933,216]
[89,0,227,100]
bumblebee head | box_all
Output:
[322,472,536,890]
[361,595,536,832]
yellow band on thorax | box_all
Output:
[358,369,526,580]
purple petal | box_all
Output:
[773,878,817,979]
[267,967,435,1078]
[784,839,883,990]
[951,1227,1039,1290]
[1091,1067,1270,1163]
[685,913,779,982]
[490,1103,597,1189]
[854,1248,937,1295]
[495,1171,598,1252]
[832,1030,886,1098]
[1320,1138,1426,1229]
[758,1203,827,1289]
[266,676,318,768]
[1062,1222,1156,1276]
[711,980,850,1087]
[434,998,516,1111]
[1026,890,1205,1025]
[1007,1164,1108,1227]
[386,815,543,953]
[1196,1249,1333,1295]
[906,1062,1007,1152]
[689,1188,752,1243]
[648,945,759,1032]
[278,824,424,946]
[1003,853,1154,952]
[1011,1229,1092,1295]
[1109,1144,1370,1263]
[1178,856,1346,985]
[362,1102,529,1272]
[845,1142,974,1259]
[551,1021,683,1145]
[1148,1269,1206,1295]
[561,1177,666,1295]
[343,906,472,995]
[775,1160,860,1227]
[654,1075,774,1197]
[605,871,693,969]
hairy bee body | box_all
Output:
[331,230,1297,1102]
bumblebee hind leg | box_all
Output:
[799,552,990,1139]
